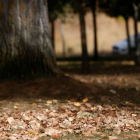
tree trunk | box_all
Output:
[51,19,55,50]
[124,17,131,54]
[90,0,98,60]
[61,19,66,57]
[79,0,90,73]
[133,4,140,65]
[0,0,58,78]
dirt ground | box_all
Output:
[1,61,140,106]
[1,61,140,139]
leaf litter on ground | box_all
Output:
[1,63,140,139]
[0,99,140,139]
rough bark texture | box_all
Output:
[90,0,98,60]
[0,0,58,77]
[79,0,90,73]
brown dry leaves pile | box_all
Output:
[0,99,140,139]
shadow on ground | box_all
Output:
[0,61,140,109]
[59,61,140,75]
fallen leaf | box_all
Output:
[38,128,45,133]
[51,134,60,138]
[132,114,137,117]
[52,100,58,104]
[136,87,139,91]
[28,131,36,135]
[74,102,81,107]
[110,89,117,94]
[14,106,19,110]
[80,106,86,111]
[125,101,135,106]
[82,131,92,136]
[45,128,62,136]
[32,103,37,106]
[75,130,81,134]
[46,100,52,104]
[7,117,15,124]
[109,136,118,140]
[138,133,140,139]
[122,135,133,138]
[113,129,121,135]
[77,112,97,118]
[83,98,89,103]
[91,127,97,134]
[85,103,92,108]
[68,101,74,104]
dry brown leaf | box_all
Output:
[138,133,140,139]
[51,134,60,138]
[113,129,121,135]
[85,103,92,108]
[109,136,118,140]
[82,131,92,136]
[38,128,45,133]
[7,117,15,124]
[122,135,133,138]
[132,114,137,117]
[91,127,97,134]
[110,89,117,94]
[80,106,86,111]
[52,100,58,104]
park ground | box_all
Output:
[0,61,140,139]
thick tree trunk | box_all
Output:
[51,19,55,50]
[124,17,131,54]
[61,19,66,57]
[79,0,90,73]
[90,0,98,60]
[0,0,58,78]
[133,4,140,65]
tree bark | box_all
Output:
[124,17,131,54]
[51,19,55,50]
[133,4,140,65]
[90,0,98,60]
[0,0,58,77]
[79,0,90,73]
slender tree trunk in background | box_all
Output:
[51,19,55,50]
[79,0,90,73]
[124,17,131,54]
[61,19,66,57]
[90,0,98,60]
[133,4,140,65]
[0,0,58,78]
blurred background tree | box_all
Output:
[99,0,133,54]
[48,0,68,53]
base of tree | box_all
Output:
[0,53,59,79]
